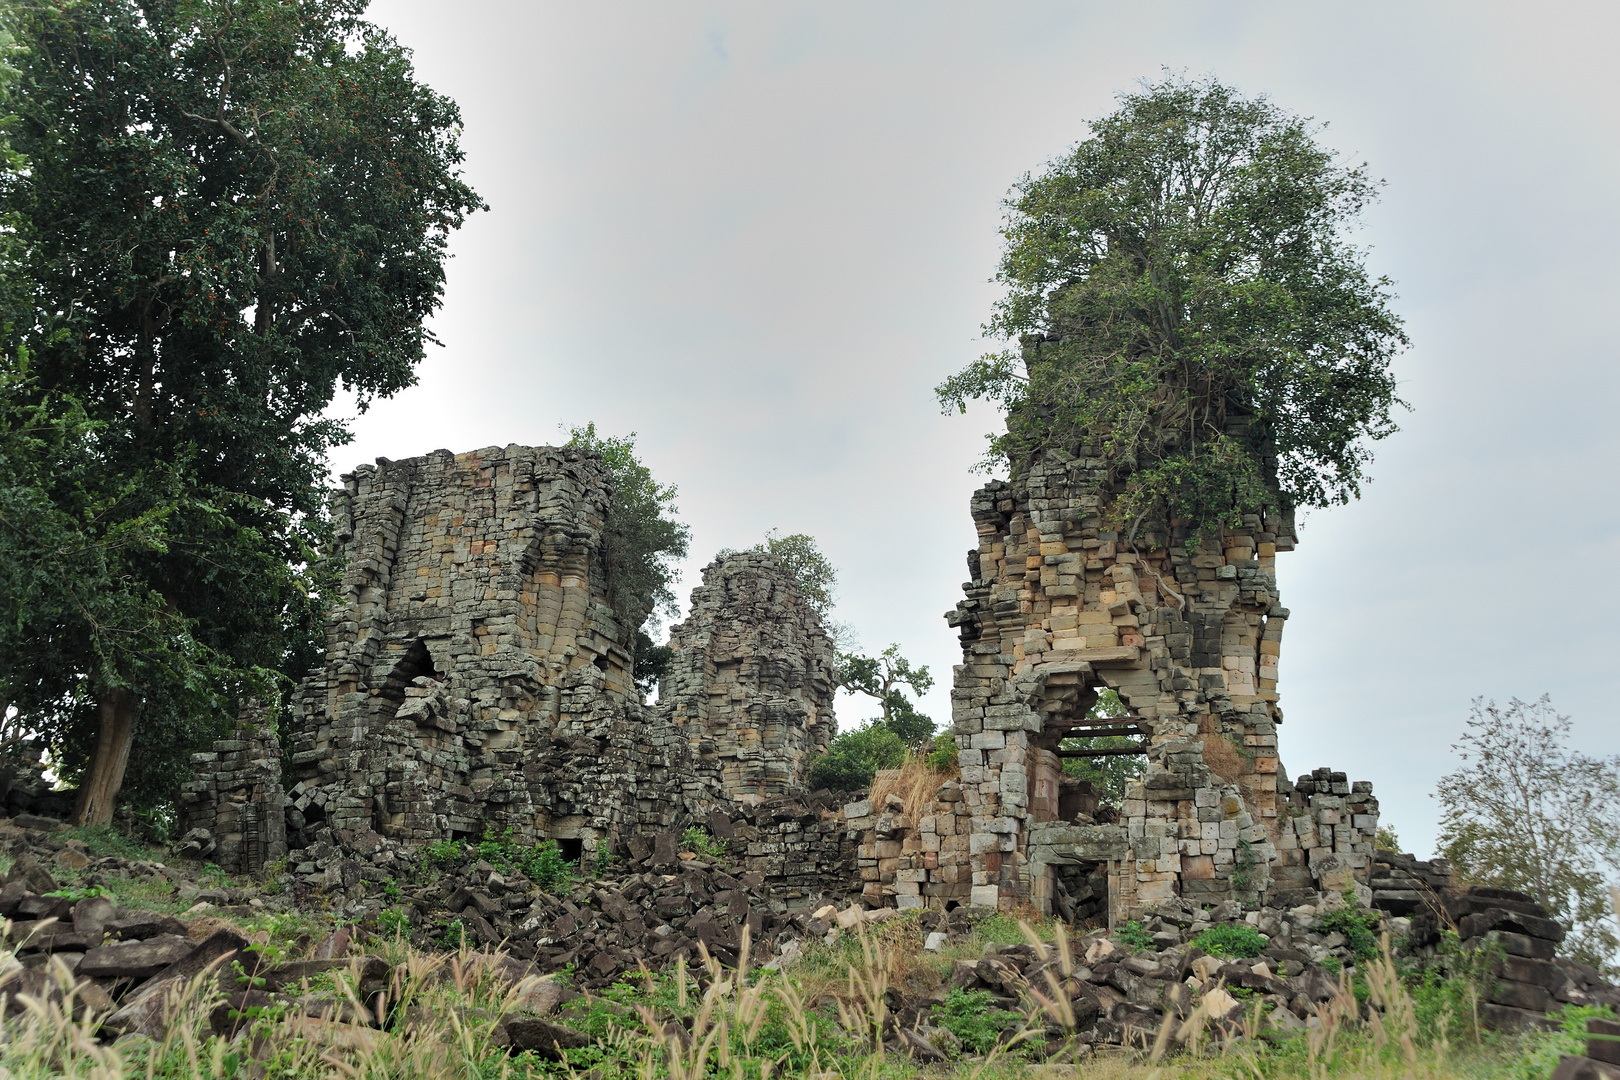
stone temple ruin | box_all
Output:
[181,441,1378,927]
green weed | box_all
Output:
[1193,922,1267,958]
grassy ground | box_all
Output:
[0,831,1594,1079]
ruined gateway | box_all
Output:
[181,442,1377,923]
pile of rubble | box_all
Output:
[393,837,826,989]
[1402,884,1620,1029]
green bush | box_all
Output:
[930,987,1023,1054]
[806,723,905,791]
[1112,920,1153,953]
[475,827,576,893]
[924,731,958,772]
[1317,901,1381,961]
[680,827,727,862]
[1193,923,1267,959]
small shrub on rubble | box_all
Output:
[1193,923,1266,959]
[930,987,1023,1054]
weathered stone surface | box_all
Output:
[180,445,838,879]
[104,914,189,942]
[101,930,248,1038]
[79,936,198,980]
[494,1016,589,1059]
[73,897,116,937]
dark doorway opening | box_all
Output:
[1053,861,1109,929]
[555,837,584,862]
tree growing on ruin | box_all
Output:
[936,73,1408,533]
[566,425,692,631]
[837,644,935,749]
[1436,695,1620,973]
[0,0,484,823]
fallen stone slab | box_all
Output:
[494,1015,589,1060]
[73,897,116,937]
[100,930,248,1038]
[78,935,197,980]
[103,914,189,941]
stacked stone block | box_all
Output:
[928,447,1378,920]
[176,703,287,876]
[181,445,842,877]
[659,554,838,803]
[1271,768,1382,902]
[842,781,977,909]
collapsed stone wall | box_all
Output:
[922,448,1377,920]
[175,703,286,876]
[179,445,839,883]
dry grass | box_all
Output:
[869,755,952,821]
[0,911,1533,1080]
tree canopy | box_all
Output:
[937,73,1407,533]
[837,644,935,749]
[0,0,483,822]
[564,424,690,698]
[566,424,691,634]
[1436,696,1620,974]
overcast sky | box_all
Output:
[338,1,1620,858]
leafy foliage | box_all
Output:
[680,827,727,862]
[806,723,905,792]
[837,644,935,749]
[1059,688,1145,804]
[723,530,838,622]
[1112,919,1153,953]
[929,987,1022,1054]
[1317,901,1382,962]
[1436,695,1620,973]
[473,828,577,894]
[937,73,1407,534]
[566,424,690,634]
[0,0,483,812]
[1193,922,1266,959]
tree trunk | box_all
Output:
[71,687,138,826]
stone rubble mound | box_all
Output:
[1403,882,1620,1029]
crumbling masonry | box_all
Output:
[842,447,1378,921]
[181,444,840,887]
[181,441,1376,931]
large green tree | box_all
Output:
[0,0,483,823]
[937,74,1407,533]
[837,644,934,749]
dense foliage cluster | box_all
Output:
[0,0,483,820]
[836,644,935,749]
[565,424,691,635]
[938,74,1408,534]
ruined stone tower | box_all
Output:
[180,445,840,874]
[940,448,1378,917]
[659,553,838,804]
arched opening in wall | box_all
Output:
[554,837,584,862]
[1037,677,1147,823]
[1052,861,1109,930]
[377,638,441,711]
